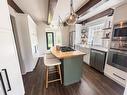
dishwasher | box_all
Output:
[90,49,106,72]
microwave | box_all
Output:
[112,22,127,41]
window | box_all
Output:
[46,32,54,50]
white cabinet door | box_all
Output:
[0,0,11,30]
[0,29,25,95]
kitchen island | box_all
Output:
[51,47,86,86]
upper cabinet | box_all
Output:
[0,0,11,30]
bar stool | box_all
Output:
[45,53,56,59]
[44,56,62,88]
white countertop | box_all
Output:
[75,44,109,52]
[91,46,109,52]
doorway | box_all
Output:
[46,32,54,50]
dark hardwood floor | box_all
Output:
[23,57,125,95]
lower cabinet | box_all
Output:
[90,49,106,72]
[104,64,127,87]
[75,45,90,64]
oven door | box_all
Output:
[112,27,127,40]
[107,49,127,72]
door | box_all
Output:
[46,32,54,50]
[0,29,25,95]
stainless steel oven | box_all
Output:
[108,22,127,72]
[112,22,127,41]
[107,49,127,72]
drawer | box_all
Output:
[104,64,127,87]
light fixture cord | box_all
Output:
[70,0,74,14]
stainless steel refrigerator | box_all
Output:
[69,31,75,49]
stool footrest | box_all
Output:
[48,71,59,74]
[48,79,61,83]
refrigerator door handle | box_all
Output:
[1,69,11,92]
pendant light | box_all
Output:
[66,0,78,25]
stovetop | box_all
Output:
[60,46,75,52]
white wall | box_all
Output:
[8,5,17,17]
[114,3,127,24]
[37,22,47,56]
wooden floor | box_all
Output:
[23,57,125,95]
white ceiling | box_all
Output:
[51,0,89,25]
[13,0,89,24]
[13,0,49,23]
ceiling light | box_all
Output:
[66,0,78,25]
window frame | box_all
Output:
[46,32,54,50]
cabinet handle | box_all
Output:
[2,69,11,91]
[113,73,126,81]
[0,73,7,95]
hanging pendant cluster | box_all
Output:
[66,0,78,25]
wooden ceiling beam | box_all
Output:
[7,0,24,13]
[79,8,114,24]
[76,0,101,16]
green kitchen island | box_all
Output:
[51,47,86,86]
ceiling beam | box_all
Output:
[79,8,114,24]
[47,0,58,24]
[76,0,101,16]
[7,0,24,13]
